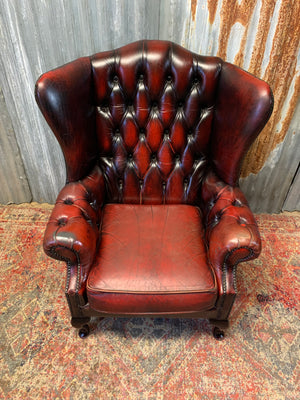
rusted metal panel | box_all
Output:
[0,0,299,211]
[178,0,300,211]
[181,0,300,182]
[240,99,300,213]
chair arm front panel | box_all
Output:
[201,170,261,294]
[43,166,105,294]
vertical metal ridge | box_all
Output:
[0,0,298,211]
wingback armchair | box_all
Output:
[35,40,273,339]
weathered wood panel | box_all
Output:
[0,0,299,211]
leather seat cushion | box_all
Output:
[87,204,217,314]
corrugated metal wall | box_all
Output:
[0,0,299,211]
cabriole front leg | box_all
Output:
[209,318,229,340]
[65,263,92,338]
[67,292,91,338]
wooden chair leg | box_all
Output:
[71,317,91,338]
[212,326,225,340]
[71,317,105,338]
[209,319,229,340]
[78,324,90,339]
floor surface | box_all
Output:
[0,204,299,399]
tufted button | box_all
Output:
[184,178,189,185]
[58,218,67,227]
[213,216,219,225]
[152,102,158,110]
[139,74,144,80]
[151,153,157,162]
[209,199,216,210]
[64,199,73,205]
[175,154,180,162]
[128,153,133,161]
[214,212,222,224]
[167,75,172,82]
[113,76,119,83]
[193,77,199,84]
[89,199,97,209]
[162,181,166,190]
[232,199,242,207]
[118,178,123,188]
[163,129,169,140]
[178,101,183,108]
[139,128,146,140]
[239,217,247,227]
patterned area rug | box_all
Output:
[0,204,299,399]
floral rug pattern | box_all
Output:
[0,204,299,399]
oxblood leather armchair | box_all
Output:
[35,40,273,339]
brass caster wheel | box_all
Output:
[213,326,225,340]
[78,324,90,339]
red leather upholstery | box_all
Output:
[43,165,104,294]
[87,204,217,314]
[35,40,273,335]
[91,42,220,204]
[211,63,273,185]
[201,170,261,294]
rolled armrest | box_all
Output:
[201,170,261,294]
[43,165,105,294]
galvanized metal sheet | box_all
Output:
[0,0,299,211]
[0,88,32,204]
[283,165,300,212]
[240,99,300,213]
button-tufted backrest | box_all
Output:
[91,41,221,204]
[35,40,273,206]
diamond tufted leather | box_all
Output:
[35,40,273,337]
[91,41,220,205]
